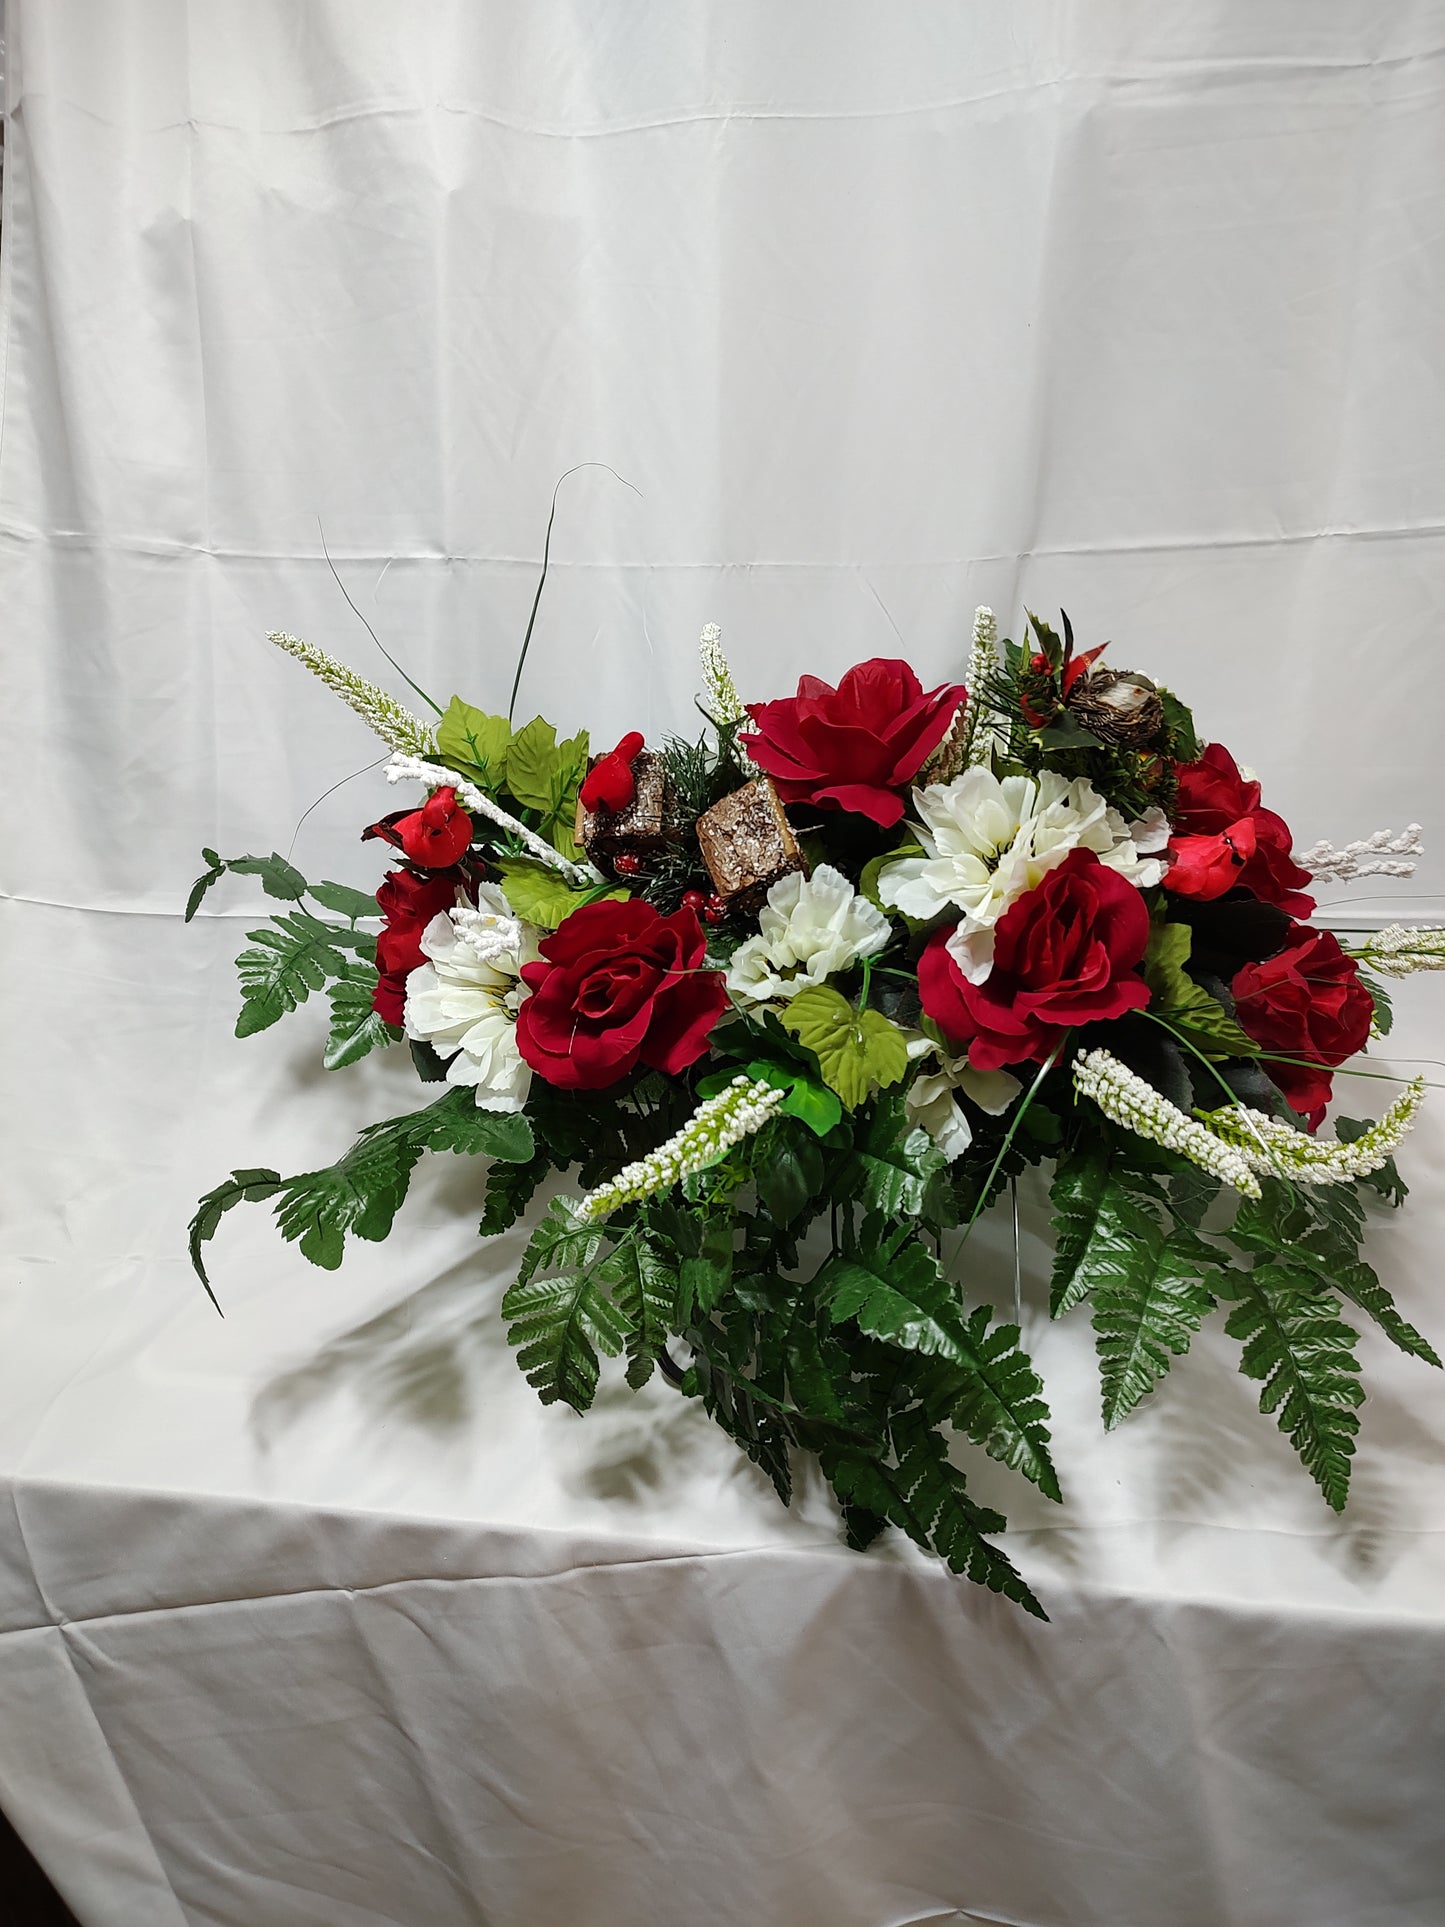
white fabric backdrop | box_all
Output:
[3,5,1445,1923]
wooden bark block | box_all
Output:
[695,778,807,912]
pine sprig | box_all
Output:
[1219,1265,1363,1510]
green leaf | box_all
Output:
[824,1410,1047,1619]
[307,879,381,922]
[846,1100,946,1217]
[1091,1231,1217,1431]
[679,1212,734,1319]
[938,1306,1061,1501]
[599,1234,677,1388]
[1356,971,1394,1039]
[1220,1264,1363,1511]
[493,857,626,929]
[436,695,511,789]
[826,1219,975,1362]
[224,852,308,900]
[270,1090,533,1272]
[1049,1147,1163,1318]
[185,853,225,922]
[479,1150,551,1236]
[505,719,590,855]
[187,1167,283,1303]
[754,1122,826,1227]
[1143,916,1256,1059]
[780,986,909,1109]
[235,910,352,1035]
[1158,687,1201,762]
[324,967,401,1070]
[503,1199,631,1410]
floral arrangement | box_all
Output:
[189,607,1444,1620]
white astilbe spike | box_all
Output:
[384,753,594,886]
[1072,1048,1262,1197]
[268,631,437,756]
[1296,825,1423,882]
[1205,1078,1426,1185]
[699,622,756,772]
[960,605,1000,769]
[1350,925,1445,979]
[577,1075,786,1222]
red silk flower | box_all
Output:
[580,732,646,814]
[1232,924,1372,1130]
[919,849,1151,1070]
[1166,744,1314,916]
[515,898,729,1091]
[370,870,459,1024]
[740,658,966,829]
[395,786,474,869]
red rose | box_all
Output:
[579,731,646,813]
[516,898,729,1090]
[395,786,474,868]
[1167,743,1314,916]
[740,658,966,829]
[1232,924,1372,1129]
[919,849,1151,1070]
[371,869,459,1023]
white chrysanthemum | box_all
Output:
[903,1037,1021,1162]
[726,864,891,1004]
[878,768,1167,983]
[404,885,540,1112]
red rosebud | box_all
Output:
[919,850,1151,1071]
[395,786,473,868]
[515,898,728,1090]
[579,731,646,813]
[1165,817,1258,900]
[740,659,966,830]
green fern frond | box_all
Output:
[503,1200,632,1410]
[1092,1240,1217,1431]
[1220,1264,1363,1510]
[599,1234,677,1389]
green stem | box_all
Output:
[957,1038,1065,1248]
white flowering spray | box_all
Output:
[577,1075,786,1222]
[384,753,595,886]
[959,605,1000,770]
[1350,926,1445,979]
[1072,1049,1263,1196]
[1205,1078,1426,1185]
[1297,826,1423,883]
[268,631,438,756]
[727,865,891,1005]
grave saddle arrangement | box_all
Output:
[189,608,1445,1619]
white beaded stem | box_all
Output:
[1206,1078,1426,1185]
[578,1075,786,1221]
[268,631,437,756]
[1351,925,1445,978]
[960,606,1000,769]
[384,754,594,886]
[1072,1048,1262,1196]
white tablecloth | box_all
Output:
[3,6,1445,1923]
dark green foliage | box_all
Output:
[186,849,307,922]
[235,910,356,1035]
[824,1411,1047,1619]
[479,1150,552,1236]
[324,966,401,1069]
[503,1201,631,1410]
[599,1234,677,1389]
[187,1168,283,1305]
[1219,1265,1362,1511]
[1092,1233,1217,1431]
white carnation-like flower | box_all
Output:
[903,1038,1021,1162]
[403,885,539,1112]
[878,768,1167,983]
[726,864,891,1004]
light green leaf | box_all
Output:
[779,986,909,1109]
[1143,915,1256,1058]
[308,879,381,922]
[859,841,922,917]
[494,857,627,930]
[437,695,512,789]
[324,968,402,1069]
[741,1058,842,1137]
